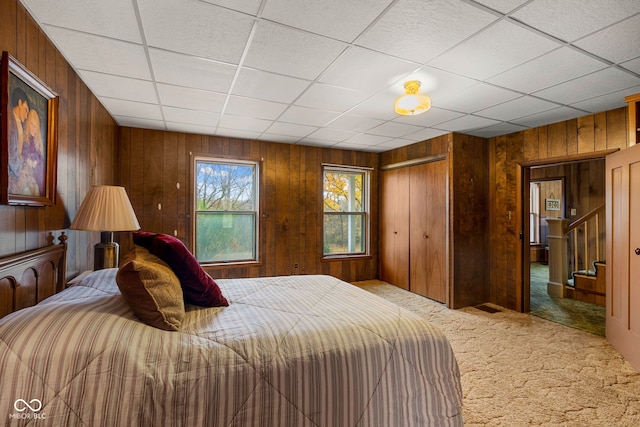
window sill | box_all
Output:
[200,261,263,269]
[322,255,372,262]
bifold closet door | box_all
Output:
[409,160,447,303]
[380,167,410,290]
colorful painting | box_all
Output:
[1,51,58,206]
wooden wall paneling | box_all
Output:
[493,136,509,307]
[262,142,277,277]
[594,112,607,151]
[547,122,568,158]
[506,133,523,308]
[176,133,188,243]
[578,115,596,153]
[304,147,319,276]
[289,144,301,275]
[607,108,627,150]
[142,129,164,232]
[162,132,179,238]
[523,128,540,162]
[275,143,290,276]
[567,119,578,156]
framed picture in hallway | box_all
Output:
[545,198,561,211]
[1,51,59,206]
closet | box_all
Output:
[380,158,447,303]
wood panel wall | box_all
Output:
[118,128,379,283]
[0,0,119,277]
[489,108,628,310]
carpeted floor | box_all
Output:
[353,280,640,426]
[529,262,605,336]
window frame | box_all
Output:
[322,164,371,260]
[191,155,260,266]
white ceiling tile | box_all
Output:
[78,71,157,104]
[367,121,424,138]
[475,96,559,121]
[511,0,640,42]
[225,96,288,120]
[348,90,403,121]
[101,98,163,120]
[621,57,640,74]
[332,142,374,151]
[295,83,370,112]
[402,127,451,142]
[166,122,217,136]
[574,14,640,64]
[393,107,465,127]
[472,0,529,14]
[435,115,501,132]
[138,0,254,63]
[570,85,640,113]
[279,106,340,127]
[262,0,394,42]
[307,128,358,142]
[467,123,528,138]
[156,84,226,112]
[511,106,587,127]
[22,0,141,42]
[375,138,422,150]
[266,122,318,138]
[259,133,302,144]
[233,68,311,103]
[319,46,419,92]
[199,0,263,15]
[297,138,338,148]
[325,115,385,132]
[435,83,521,113]
[114,116,165,130]
[429,20,561,80]
[149,49,236,93]
[216,128,263,140]
[345,133,392,145]
[43,26,151,79]
[217,115,273,133]
[357,0,498,63]
[162,107,220,127]
[533,67,640,105]
[487,47,608,94]
[244,21,348,80]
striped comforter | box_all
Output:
[0,270,462,426]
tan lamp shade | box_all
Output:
[70,185,140,270]
[70,185,140,232]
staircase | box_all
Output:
[546,204,606,306]
[565,262,606,306]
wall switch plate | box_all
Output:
[571,208,577,216]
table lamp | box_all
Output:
[70,185,140,270]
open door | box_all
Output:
[606,144,640,371]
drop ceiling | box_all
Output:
[19,0,640,152]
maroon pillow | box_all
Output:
[133,232,228,307]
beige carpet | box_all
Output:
[353,280,640,426]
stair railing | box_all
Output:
[563,203,605,275]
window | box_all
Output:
[323,165,369,257]
[530,182,540,244]
[193,157,258,263]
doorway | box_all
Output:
[522,157,607,335]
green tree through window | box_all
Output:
[323,166,368,256]
[194,158,258,263]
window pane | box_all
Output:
[196,213,255,262]
[324,171,363,213]
[323,213,365,255]
[196,161,255,211]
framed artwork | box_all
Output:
[545,198,561,211]
[1,51,58,206]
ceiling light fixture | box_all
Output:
[395,80,431,116]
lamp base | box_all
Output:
[94,231,119,270]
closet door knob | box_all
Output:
[635,248,640,255]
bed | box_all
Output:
[0,238,463,426]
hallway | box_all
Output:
[530,262,605,336]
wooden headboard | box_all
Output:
[0,233,67,318]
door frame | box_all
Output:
[518,149,618,313]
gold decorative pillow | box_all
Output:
[116,246,185,331]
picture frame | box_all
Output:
[1,51,58,206]
[545,198,561,211]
